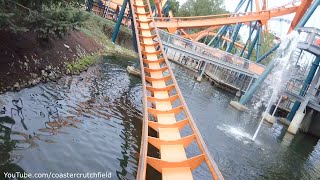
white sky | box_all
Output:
[176,0,320,37]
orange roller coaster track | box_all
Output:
[130,0,224,179]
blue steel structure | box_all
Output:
[240,21,258,57]
[239,0,320,118]
[109,0,319,123]
[111,0,129,43]
[207,0,267,62]
[110,0,139,53]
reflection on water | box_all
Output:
[1,56,320,180]
[0,56,142,179]
[170,62,320,180]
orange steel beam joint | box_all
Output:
[288,0,313,33]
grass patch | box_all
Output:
[66,11,138,74]
[67,54,100,74]
[77,11,136,58]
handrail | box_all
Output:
[131,0,149,179]
[158,29,265,76]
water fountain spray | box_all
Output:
[252,31,300,141]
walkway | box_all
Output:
[283,80,320,112]
[158,29,265,77]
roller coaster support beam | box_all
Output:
[246,25,260,60]
[129,0,138,53]
[239,58,277,105]
[240,21,258,57]
[296,0,319,30]
[256,43,280,63]
[256,26,262,62]
[227,0,251,53]
[286,0,320,121]
[207,27,225,46]
[112,0,128,43]
[227,23,241,52]
[214,26,228,48]
[207,0,246,47]
[289,0,314,33]
[287,57,320,121]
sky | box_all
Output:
[176,0,320,37]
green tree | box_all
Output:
[0,0,87,40]
[169,0,180,15]
[248,31,276,65]
[177,0,227,17]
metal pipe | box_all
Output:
[112,0,128,43]
[272,95,283,116]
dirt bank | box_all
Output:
[0,13,136,93]
[0,30,102,93]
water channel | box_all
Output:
[0,56,320,180]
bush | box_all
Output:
[0,0,87,40]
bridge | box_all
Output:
[89,0,320,179]
[157,29,264,93]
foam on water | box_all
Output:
[217,124,257,144]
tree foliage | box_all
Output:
[169,0,179,15]
[248,31,276,64]
[177,0,227,17]
[0,0,87,40]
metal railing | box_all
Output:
[284,79,320,104]
[157,29,265,77]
